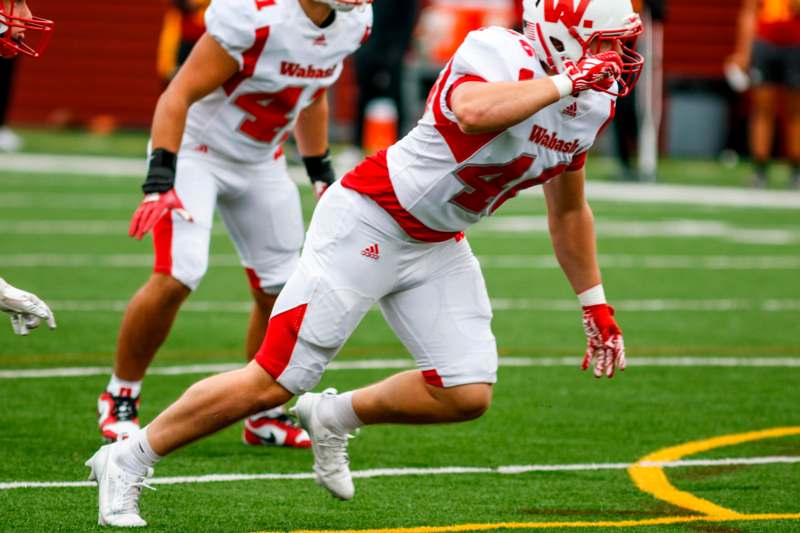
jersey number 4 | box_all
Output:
[450,155,536,214]
[234,87,303,143]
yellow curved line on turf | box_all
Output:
[255,513,800,533]
[628,426,800,517]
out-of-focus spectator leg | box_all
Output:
[787,89,800,188]
[749,85,778,187]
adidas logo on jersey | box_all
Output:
[361,243,380,260]
[280,61,337,79]
[529,125,580,154]
[561,102,578,118]
[312,34,327,46]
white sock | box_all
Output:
[107,374,142,398]
[317,391,363,435]
[117,426,161,471]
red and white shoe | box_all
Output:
[243,407,311,448]
[97,391,140,443]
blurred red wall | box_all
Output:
[663,0,739,79]
[9,0,166,128]
[7,0,742,130]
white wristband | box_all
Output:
[549,74,574,99]
[578,284,606,307]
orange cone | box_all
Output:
[362,98,398,155]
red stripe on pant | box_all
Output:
[153,213,173,275]
[422,369,444,387]
[244,268,261,290]
[255,303,308,380]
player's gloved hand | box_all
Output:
[128,148,193,240]
[303,149,336,200]
[581,303,625,378]
[562,52,623,94]
[0,277,57,335]
[129,189,192,240]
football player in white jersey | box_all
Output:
[1,1,56,335]
[86,0,642,525]
[96,0,373,449]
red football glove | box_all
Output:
[128,189,193,240]
[581,304,626,378]
[565,52,623,93]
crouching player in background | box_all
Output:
[86,0,640,526]
[1,1,55,334]
[95,0,373,450]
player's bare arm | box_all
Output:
[729,0,758,69]
[128,33,239,239]
[450,52,624,135]
[542,167,601,294]
[295,90,337,197]
[450,79,561,134]
[544,168,625,379]
[151,33,239,152]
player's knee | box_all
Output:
[170,251,209,291]
[249,286,279,314]
[441,383,493,421]
[146,273,191,303]
[245,361,295,411]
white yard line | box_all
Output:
[1,455,798,491]
[3,152,800,208]
[2,357,800,380]
[1,253,799,269]
[473,217,799,245]
[2,218,798,245]
[0,220,228,236]
[0,154,145,177]
[37,299,800,315]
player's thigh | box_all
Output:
[750,39,780,87]
[155,155,218,290]
[785,44,800,92]
[379,242,497,388]
[255,183,399,394]
[218,164,304,293]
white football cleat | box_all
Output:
[85,443,153,527]
[291,388,355,500]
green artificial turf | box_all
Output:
[0,163,798,531]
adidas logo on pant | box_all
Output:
[361,243,380,260]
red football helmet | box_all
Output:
[523,0,644,97]
[0,0,54,58]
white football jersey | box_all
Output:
[183,0,372,164]
[344,27,615,240]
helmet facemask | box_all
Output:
[568,19,644,97]
[523,0,644,97]
[0,1,54,59]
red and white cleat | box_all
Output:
[243,406,311,449]
[97,391,140,443]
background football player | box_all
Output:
[0,277,56,335]
[86,0,638,526]
[96,0,373,449]
[1,0,56,335]
[0,0,53,59]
